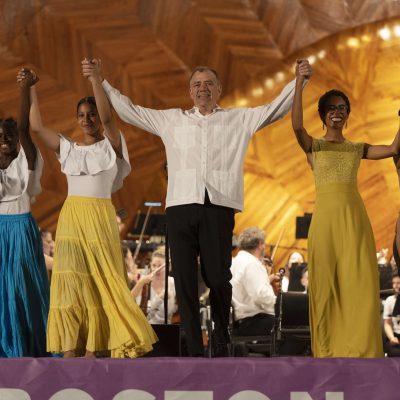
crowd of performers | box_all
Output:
[1,57,400,359]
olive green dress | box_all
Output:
[308,138,383,357]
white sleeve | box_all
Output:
[0,146,43,203]
[243,79,308,135]
[57,134,72,166]
[57,134,118,177]
[383,297,394,319]
[243,263,276,311]
[102,80,167,137]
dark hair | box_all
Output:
[190,66,221,85]
[0,117,17,134]
[76,96,97,114]
[121,241,132,259]
[318,90,351,123]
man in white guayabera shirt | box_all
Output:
[82,59,312,357]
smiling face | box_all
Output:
[323,96,349,129]
[150,255,165,276]
[189,70,222,110]
[77,102,100,137]
[0,119,18,156]
[393,276,400,294]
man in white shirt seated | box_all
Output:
[231,227,277,336]
[383,273,400,357]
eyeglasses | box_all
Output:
[326,104,348,113]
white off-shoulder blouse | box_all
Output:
[57,132,131,198]
[0,146,43,215]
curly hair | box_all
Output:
[0,117,17,134]
[238,227,265,251]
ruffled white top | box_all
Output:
[58,132,131,199]
[0,146,43,215]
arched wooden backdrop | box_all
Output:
[1,0,400,267]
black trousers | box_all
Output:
[166,195,234,356]
[233,313,275,336]
[385,332,400,357]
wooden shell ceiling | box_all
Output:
[1,0,400,266]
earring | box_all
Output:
[345,121,348,129]
[322,123,325,130]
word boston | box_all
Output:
[0,389,344,399]
[0,358,399,399]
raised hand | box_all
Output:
[296,59,313,81]
[81,58,102,82]
[140,273,155,285]
[17,68,39,87]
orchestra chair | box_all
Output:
[229,307,273,357]
[271,291,311,356]
[144,324,181,357]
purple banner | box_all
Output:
[0,357,399,399]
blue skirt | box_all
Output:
[0,212,50,357]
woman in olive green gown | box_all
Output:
[292,60,400,357]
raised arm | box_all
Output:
[16,69,37,170]
[26,72,60,152]
[81,58,122,157]
[130,274,154,299]
[363,128,400,160]
[82,59,166,136]
[291,60,313,154]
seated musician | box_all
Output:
[41,230,55,280]
[282,251,305,292]
[383,273,400,357]
[132,246,178,324]
[231,227,278,336]
[122,242,139,289]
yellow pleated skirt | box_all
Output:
[308,184,383,358]
[47,196,157,357]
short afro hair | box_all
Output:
[318,89,350,123]
[0,117,17,134]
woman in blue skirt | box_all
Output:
[0,70,50,357]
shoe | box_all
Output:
[212,342,230,357]
[211,328,231,357]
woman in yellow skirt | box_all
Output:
[291,60,400,357]
[25,66,157,358]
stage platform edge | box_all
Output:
[0,356,399,400]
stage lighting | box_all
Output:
[378,27,391,40]
[264,78,274,89]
